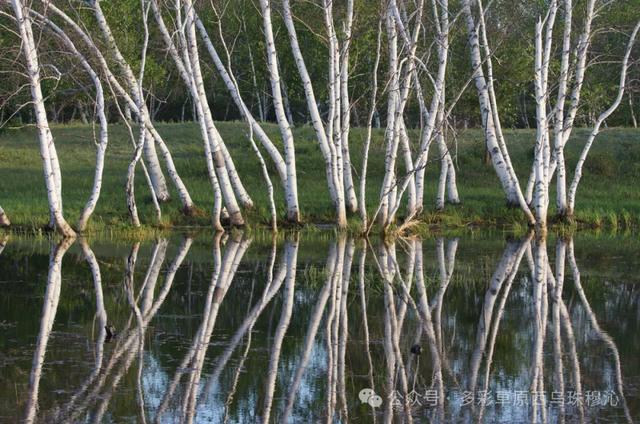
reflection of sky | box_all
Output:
[141,338,329,423]
[0,237,638,423]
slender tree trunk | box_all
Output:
[462,0,533,220]
[281,0,347,227]
[340,0,357,213]
[259,0,301,224]
[629,93,638,128]
[11,0,75,237]
[359,18,383,229]
[90,1,197,211]
[37,21,109,232]
[182,0,244,226]
[567,21,640,214]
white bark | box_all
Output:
[89,1,197,212]
[462,0,534,223]
[340,0,358,213]
[11,0,75,237]
[195,16,303,221]
[45,3,194,215]
[37,18,108,232]
[568,21,640,214]
[247,127,277,231]
[195,17,286,181]
[259,0,302,223]
[359,18,383,229]
[89,0,170,203]
[378,5,401,226]
[552,0,572,214]
[182,0,244,226]
[281,0,348,227]
[0,206,9,227]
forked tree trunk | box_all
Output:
[462,0,533,220]
[566,20,640,215]
[37,20,109,232]
[11,0,75,237]
[182,0,244,226]
[281,0,348,227]
[90,1,198,211]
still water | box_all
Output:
[0,233,638,423]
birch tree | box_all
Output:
[30,11,109,232]
[78,0,197,214]
[462,0,534,223]
[89,0,170,204]
[564,20,640,216]
[149,0,248,227]
[9,0,75,237]
[464,0,639,231]
[279,0,358,227]
[194,12,301,223]
[44,2,197,215]
[370,0,461,230]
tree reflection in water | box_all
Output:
[2,232,636,423]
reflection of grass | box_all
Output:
[1,123,639,237]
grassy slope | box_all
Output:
[0,122,638,233]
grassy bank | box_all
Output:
[0,122,639,235]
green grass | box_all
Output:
[0,122,639,236]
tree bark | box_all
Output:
[259,0,302,224]
[11,0,75,237]
[567,21,640,214]
[462,0,533,221]
[90,1,198,211]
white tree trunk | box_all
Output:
[259,0,302,224]
[281,0,347,227]
[359,18,383,229]
[182,0,244,226]
[142,139,169,202]
[90,1,197,212]
[340,0,358,213]
[567,20,640,214]
[11,0,75,237]
[39,18,109,232]
[462,0,534,222]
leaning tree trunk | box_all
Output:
[462,0,533,221]
[281,0,347,227]
[37,17,109,232]
[90,1,199,209]
[10,0,75,237]
[142,139,170,202]
[567,20,640,215]
[182,0,244,226]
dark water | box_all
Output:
[0,233,638,423]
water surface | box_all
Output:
[0,233,638,423]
